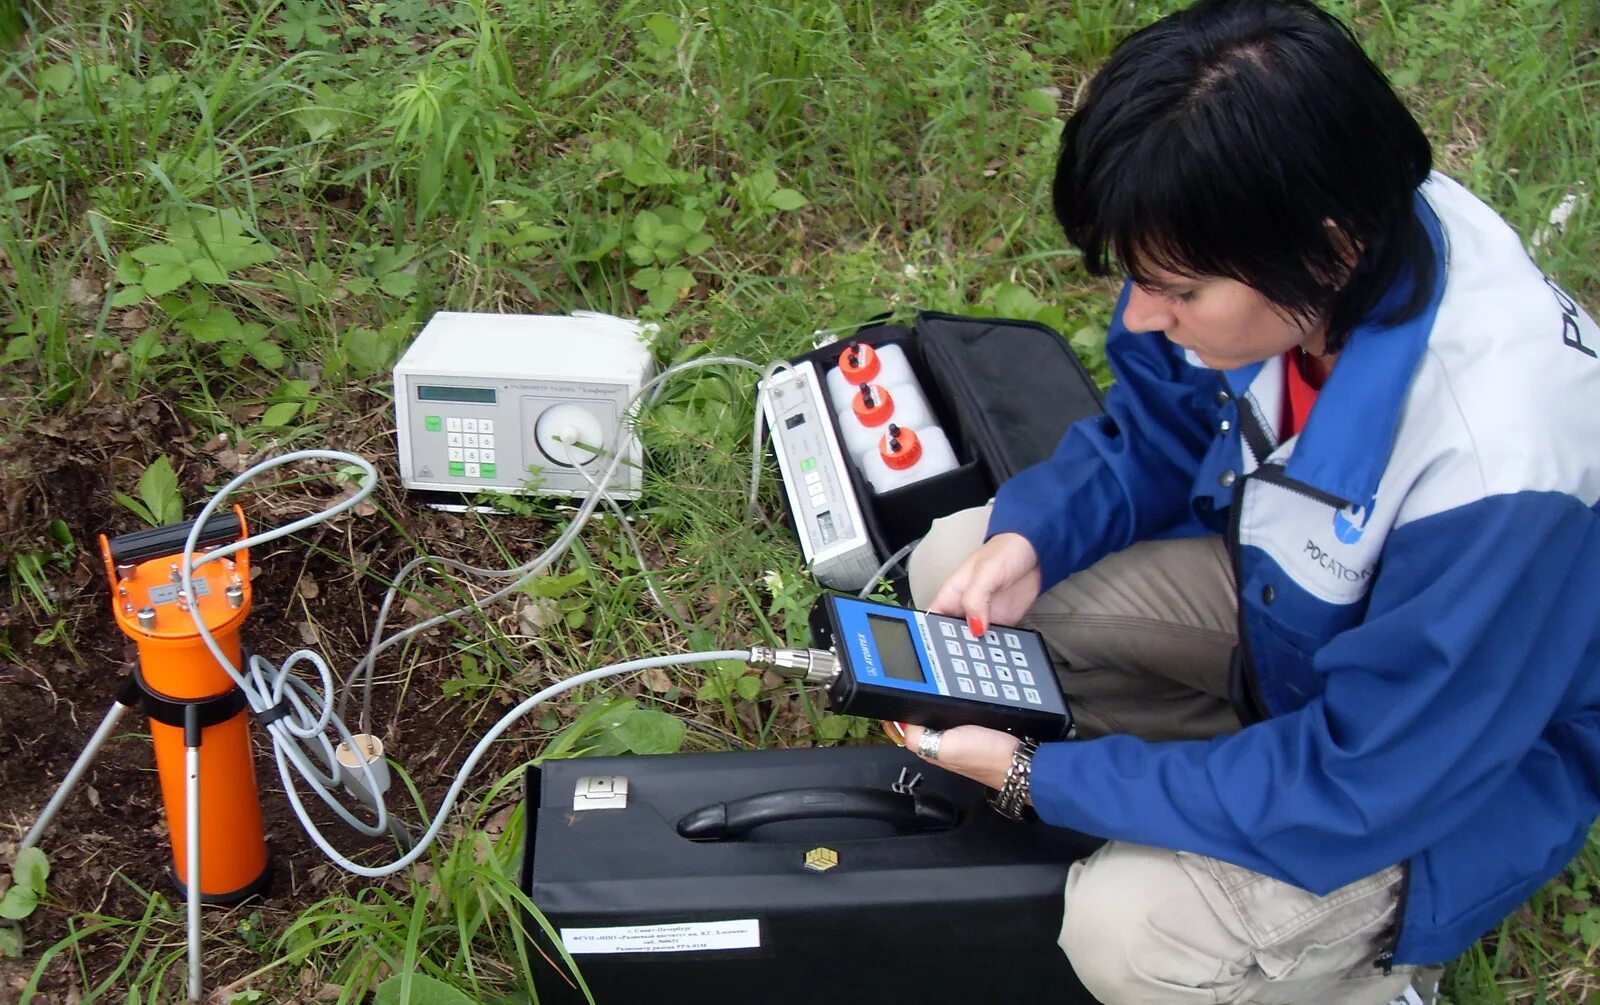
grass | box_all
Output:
[0,0,1597,1000]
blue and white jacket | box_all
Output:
[990,174,1600,965]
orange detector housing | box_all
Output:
[98,505,269,902]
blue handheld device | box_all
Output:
[812,595,1073,740]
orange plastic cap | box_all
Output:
[851,384,895,427]
[837,343,880,384]
[879,424,923,469]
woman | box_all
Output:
[900,1,1600,1002]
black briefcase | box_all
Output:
[521,744,1102,1004]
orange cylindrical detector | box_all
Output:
[100,507,270,902]
[149,710,268,897]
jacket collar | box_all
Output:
[1222,193,1449,507]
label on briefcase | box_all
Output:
[561,919,762,955]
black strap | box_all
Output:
[254,699,295,728]
[132,664,249,731]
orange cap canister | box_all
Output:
[851,384,896,427]
[99,506,270,903]
[879,423,923,469]
[837,343,881,384]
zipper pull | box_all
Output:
[1373,950,1394,976]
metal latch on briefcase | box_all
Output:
[573,776,629,811]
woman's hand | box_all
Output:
[927,532,1042,635]
[901,723,1020,791]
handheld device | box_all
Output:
[806,594,1072,739]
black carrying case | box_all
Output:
[782,312,1104,572]
[522,744,1103,1004]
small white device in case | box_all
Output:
[759,361,880,590]
[394,311,657,501]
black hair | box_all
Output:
[1053,0,1434,351]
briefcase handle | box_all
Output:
[676,786,959,841]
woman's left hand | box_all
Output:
[901,723,1020,791]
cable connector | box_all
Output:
[334,734,390,810]
[747,646,839,685]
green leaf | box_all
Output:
[248,339,286,370]
[0,923,21,958]
[1020,87,1059,117]
[13,847,48,895]
[734,674,762,701]
[259,401,301,427]
[0,887,36,921]
[816,714,852,742]
[131,243,189,267]
[644,12,678,49]
[526,570,587,599]
[140,263,192,297]
[189,258,229,285]
[113,490,156,526]
[632,210,662,247]
[744,170,777,201]
[768,188,808,211]
[179,306,239,344]
[38,62,75,96]
[114,253,143,285]
[1581,913,1600,950]
[2,185,40,202]
[110,286,146,308]
[0,334,34,367]
[373,973,477,1005]
[377,270,417,298]
[137,455,183,526]
[338,323,405,377]
[612,707,687,754]
[0,850,45,924]
[630,266,663,293]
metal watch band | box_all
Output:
[989,737,1039,820]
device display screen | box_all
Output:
[418,385,497,404]
[867,614,926,683]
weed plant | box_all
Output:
[1,0,1596,1001]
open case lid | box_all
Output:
[912,311,1104,483]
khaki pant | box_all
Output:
[908,506,1424,1005]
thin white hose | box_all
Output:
[170,353,780,875]
[342,354,770,730]
[858,539,918,599]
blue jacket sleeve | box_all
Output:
[1026,492,1600,892]
[987,283,1221,589]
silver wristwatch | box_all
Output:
[990,737,1039,820]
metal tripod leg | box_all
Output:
[19,679,140,855]
[183,704,202,1003]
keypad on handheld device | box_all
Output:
[925,613,1049,706]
